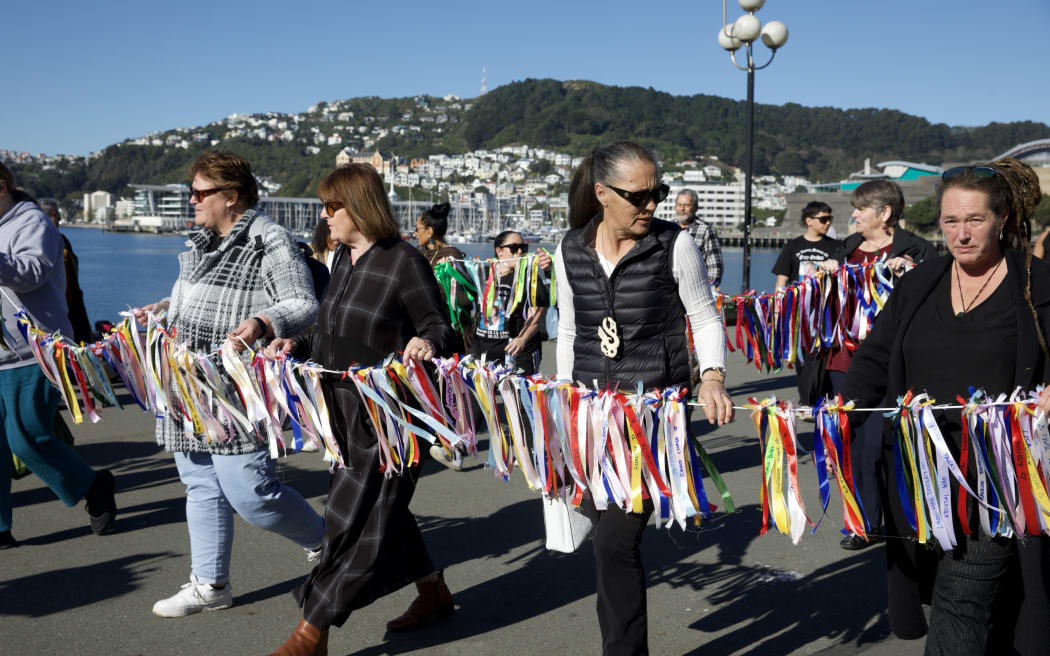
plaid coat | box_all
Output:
[682,216,723,287]
[156,208,319,455]
[294,238,454,627]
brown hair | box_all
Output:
[317,164,400,242]
[0,162,33,205]
[937,157,1047,360]
[189,151,259,211]
[851,179,905,227]
[568,141,659,229]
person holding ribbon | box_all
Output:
[554,141,732,655]
[265,164,456,656]
[471,230,551,377]
[134,151,325,618]
[0,163,117,549]
[772,201,839,408]
[821,180,936,550]
[843,158,1050,655]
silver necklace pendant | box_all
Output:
[598,316,620,358]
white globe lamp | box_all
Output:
[760,21,789,49]
[733,14,761,42]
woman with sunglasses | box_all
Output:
[471,231,550,376]
[265,164,456,656]
[842,159,1050,656]
[133,151,325,618]
[819,179,936,550]
[555,141,732,655]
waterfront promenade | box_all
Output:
[1,342,924,656]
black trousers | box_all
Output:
[589,499,653,656]
[925,535,1016,656]
[829,370,885,531]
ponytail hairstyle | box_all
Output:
[419,202,452,240]
[568,141,659,230]
[936,156,1046,360]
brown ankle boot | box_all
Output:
[268,618,329,656]
[386,571,455,632]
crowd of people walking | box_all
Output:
[2,142,1048,656]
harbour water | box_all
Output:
[63,227,778,326]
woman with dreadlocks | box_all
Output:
[842,158,1050,656]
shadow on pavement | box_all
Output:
[680,509,891,655]
[0,552,174,617]
[336,499,890,656]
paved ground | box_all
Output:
[1,342,926,656]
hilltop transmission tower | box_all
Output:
[480,66,487,95]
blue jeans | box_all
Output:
[0,365,97,531]
[174,450,325,584]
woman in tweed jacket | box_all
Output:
[136,152,325,618]
[266,164,456,656]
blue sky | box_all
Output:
[6,0,1049,156]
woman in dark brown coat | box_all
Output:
[266,164,456,656]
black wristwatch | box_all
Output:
[251,316,267,338]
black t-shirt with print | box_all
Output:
[473,268,549,360]
[772,235,840,282]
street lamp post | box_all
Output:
[718,0,788,293]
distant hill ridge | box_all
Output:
[9,78,1049,202]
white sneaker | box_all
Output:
[429,443,464,471]
[152,575,233,617]
[306,546,323,564]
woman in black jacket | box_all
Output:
[822,180,937,549]
[554,142,732,655]
[842,158,1050,656]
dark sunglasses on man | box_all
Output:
[811,214,833,224]
[604,183,670,208]
[500,243,528,254]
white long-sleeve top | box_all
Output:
[554,230,728,382]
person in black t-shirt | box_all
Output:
[470,230,550,376]
[772,200,838,289]
[772,201,839,448]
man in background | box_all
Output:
[39,200,91,343]
[674,189,723,288]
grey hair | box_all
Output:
[568,141,659,229]
[676,189,698,204]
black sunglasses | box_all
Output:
[190,186,236,202]
[810,214,833,224]
[604,183,670,207]
[942,165,997,180]
[499,243,528,254]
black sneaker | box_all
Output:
[84,469,117,535]
[0,530,17,549]
[839,530,883,550]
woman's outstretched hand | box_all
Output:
[698,379,734,426]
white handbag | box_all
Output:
[542,491,594,553]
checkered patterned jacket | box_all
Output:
[155,208,319,455]
[682,217,724,287]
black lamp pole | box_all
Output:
[741,67,755,294]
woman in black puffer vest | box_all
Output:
[553,142,732,656]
